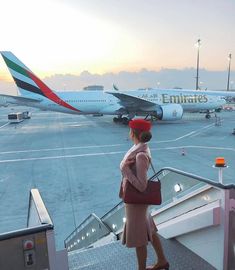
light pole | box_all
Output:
[195,39,201,90]
[227,53,232,91]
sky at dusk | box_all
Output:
[0,0,234,91]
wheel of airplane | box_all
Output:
[122,117,129,125]
[205,114,211,119]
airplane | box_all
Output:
[0,51,234,124]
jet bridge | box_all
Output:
[0,189,68,270]
[65,167,235,270]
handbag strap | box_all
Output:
[137,151,156,174]
[149,159,156,174]
[149,158,160,182]
[137,152,159,181]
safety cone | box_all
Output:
[181,148,186,156]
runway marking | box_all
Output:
[0,146,234,163]
[0,123,9,129]
[0,144,124,155]
[152,123,216,143]
[69,124,90,127]
[189,122,223,138]
[0,151,126,163]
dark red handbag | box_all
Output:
[121,175,162,205]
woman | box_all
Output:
[120,119,169,270]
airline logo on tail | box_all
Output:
[1,51,81,112]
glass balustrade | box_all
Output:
[65,167,234,251]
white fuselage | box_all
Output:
[25,88,227,115]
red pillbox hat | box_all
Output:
[128,119,152,132]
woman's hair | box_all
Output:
[132,129,152,143]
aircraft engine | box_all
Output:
[154,104,183,121]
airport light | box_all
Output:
[195,39,201,90]
[213,157,228,184]
[227,53,232,91]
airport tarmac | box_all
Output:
[0,107,234,249]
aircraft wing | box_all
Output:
[0,94,42,107]
[107,91,156,109]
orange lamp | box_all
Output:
[215,157,226,167]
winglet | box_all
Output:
[113,84,119,91]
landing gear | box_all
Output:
[205,109,213,119]
[121,117,129,125]
[113,116,120,123]
[205,109,220,120]
[113,116,130,124]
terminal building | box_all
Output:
[83,85,104,91]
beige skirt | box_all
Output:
[122,203,157,248]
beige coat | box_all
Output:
[120,143,157,248]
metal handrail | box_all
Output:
[27,189,53,227]
[0,224,53,241]
[102,166,232,224]
[157,167,235,189]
